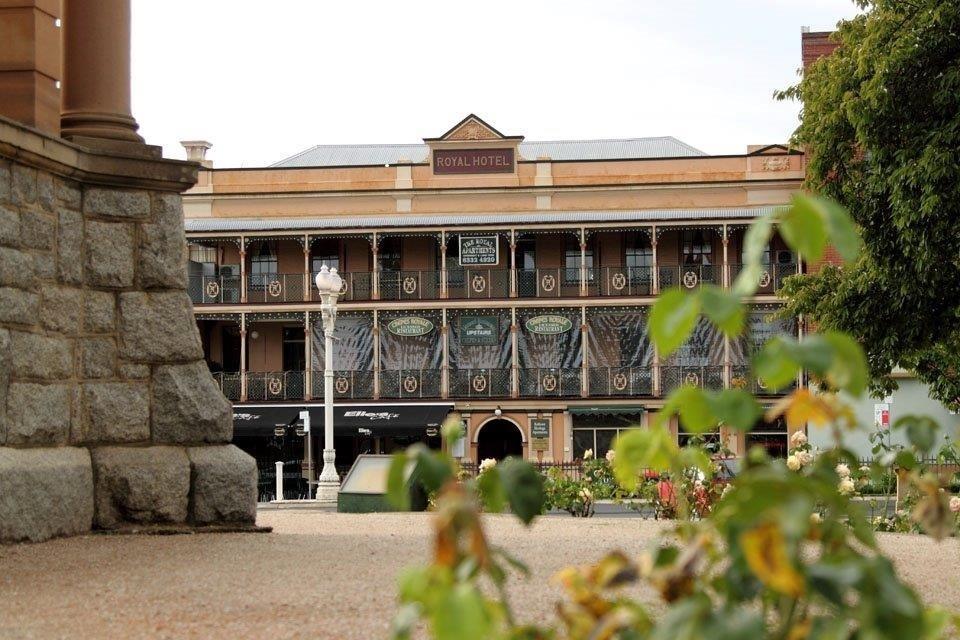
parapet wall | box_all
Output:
[0,116,256,543]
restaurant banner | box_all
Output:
[379,310,443,370]
[518,309,582,369]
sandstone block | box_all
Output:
[0,204,19,247]
[6,382,71,445]
[152,360,232,443]
[80,336,116,378]
[11,164,36,204]
[84,220,134,288]
[119,291,202,363]
[20,209,54,250]
[37,172,54,211]
[0,160,9,203]
[119,362,150,379]
[0,447,93,543]
[91,446,190,529]
[84,289,115,332]
[81,382,149,443]
[187,445,257,525]
[84,187,150,219]
[55,177,81,208]
[0,246,35,289]
[0,286,38,324]
[57,208,83,285]
[9,330,72,379]
[40,284,83,334]
[0,329,8,444]
[139,196,187,289]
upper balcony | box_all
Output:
[186,226,798,306]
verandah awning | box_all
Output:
[232,403,453,438]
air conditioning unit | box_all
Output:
[219,264,240,278]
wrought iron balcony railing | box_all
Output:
[247,273,307,303]
[659,365,724,393]
[448,368,513,398]
[445,268,511,299]
[311,369,375,400]
[378,270,442,301]
[211,371,242,401]
[730,365,797,395]
[516,268,582,298]
[586,266,654,297]
[587,366,653,396]
[310,271,373,302]
[188,275,242,304]
[378,368,443,398]
[246,370,306,401]
[518,367,582,397]
[657,264,720,290]
[729,262,798,295]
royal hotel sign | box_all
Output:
[433,148,514,175]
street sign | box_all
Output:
[530,418,550,452]
[874,403,890,429]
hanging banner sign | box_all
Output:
[874,403,890,429]
[458,236,499,266]
[386,316,434,337]
[525,314,573,335]
[459,316,499,346]
[530,418,550,452]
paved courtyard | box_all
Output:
[2,510,960,639]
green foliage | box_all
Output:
[386,192,958,639]
[776,0,960,408]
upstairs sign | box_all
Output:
[433,148,514,175]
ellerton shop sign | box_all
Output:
[433,148,514,175]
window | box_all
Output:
[746,415,788,458]
[282,326,305,371]
[311,238,340,274]
[379,237,401,272]
[682,230,712,265]
[250,242,277,277]
[517,238,536,270]
[571,412,644,459]
[564,235,592,284]
[625,233,652,269]
[189,243,217,265]
[678,427,720,451]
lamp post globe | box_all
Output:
[314,263,341,504]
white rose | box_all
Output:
[790,431,807,446]
[838,478,855,495]
[787,455,801,471]
[583,449,594,461]
[478,458,497,473]
[950,496,960,514]
[579,487,592,500]
[721,483,733,497]
[798,451,813,466]
[836,463,851,478]
[605,449,616,463]
[810,512,822,525]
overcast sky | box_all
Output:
[131,0,860,168]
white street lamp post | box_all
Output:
[314,264,343,503]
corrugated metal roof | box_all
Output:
[270,137,706,168]
[185,207,780,233]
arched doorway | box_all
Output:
[476,419,524,462]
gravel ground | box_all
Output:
[1,511,959,639]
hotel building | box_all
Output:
[181,114,804,481]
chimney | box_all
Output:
[181,140,213,168]
[800,29,839,69]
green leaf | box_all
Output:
[432,584,492,640]
[498,457,545,525]
[790,335,834,374]
[441,415,465,445]
[742,215,775,267]
[669,386,716,434]
[613,428,677,491]
[782,193,829,262]
[413,446,454,493]
[650,288,701,358]
[752,337,801,389]
[822,331,868,395]
[386,452,411,511]
[800,193,861,262]
[700,285,746,336]
[895,415,940,454]
[709,389,763,431]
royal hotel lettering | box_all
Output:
[433,148,514,175]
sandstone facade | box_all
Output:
[0,116,256,543]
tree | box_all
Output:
[776,0,960,408]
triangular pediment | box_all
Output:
[425,114,523,143]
